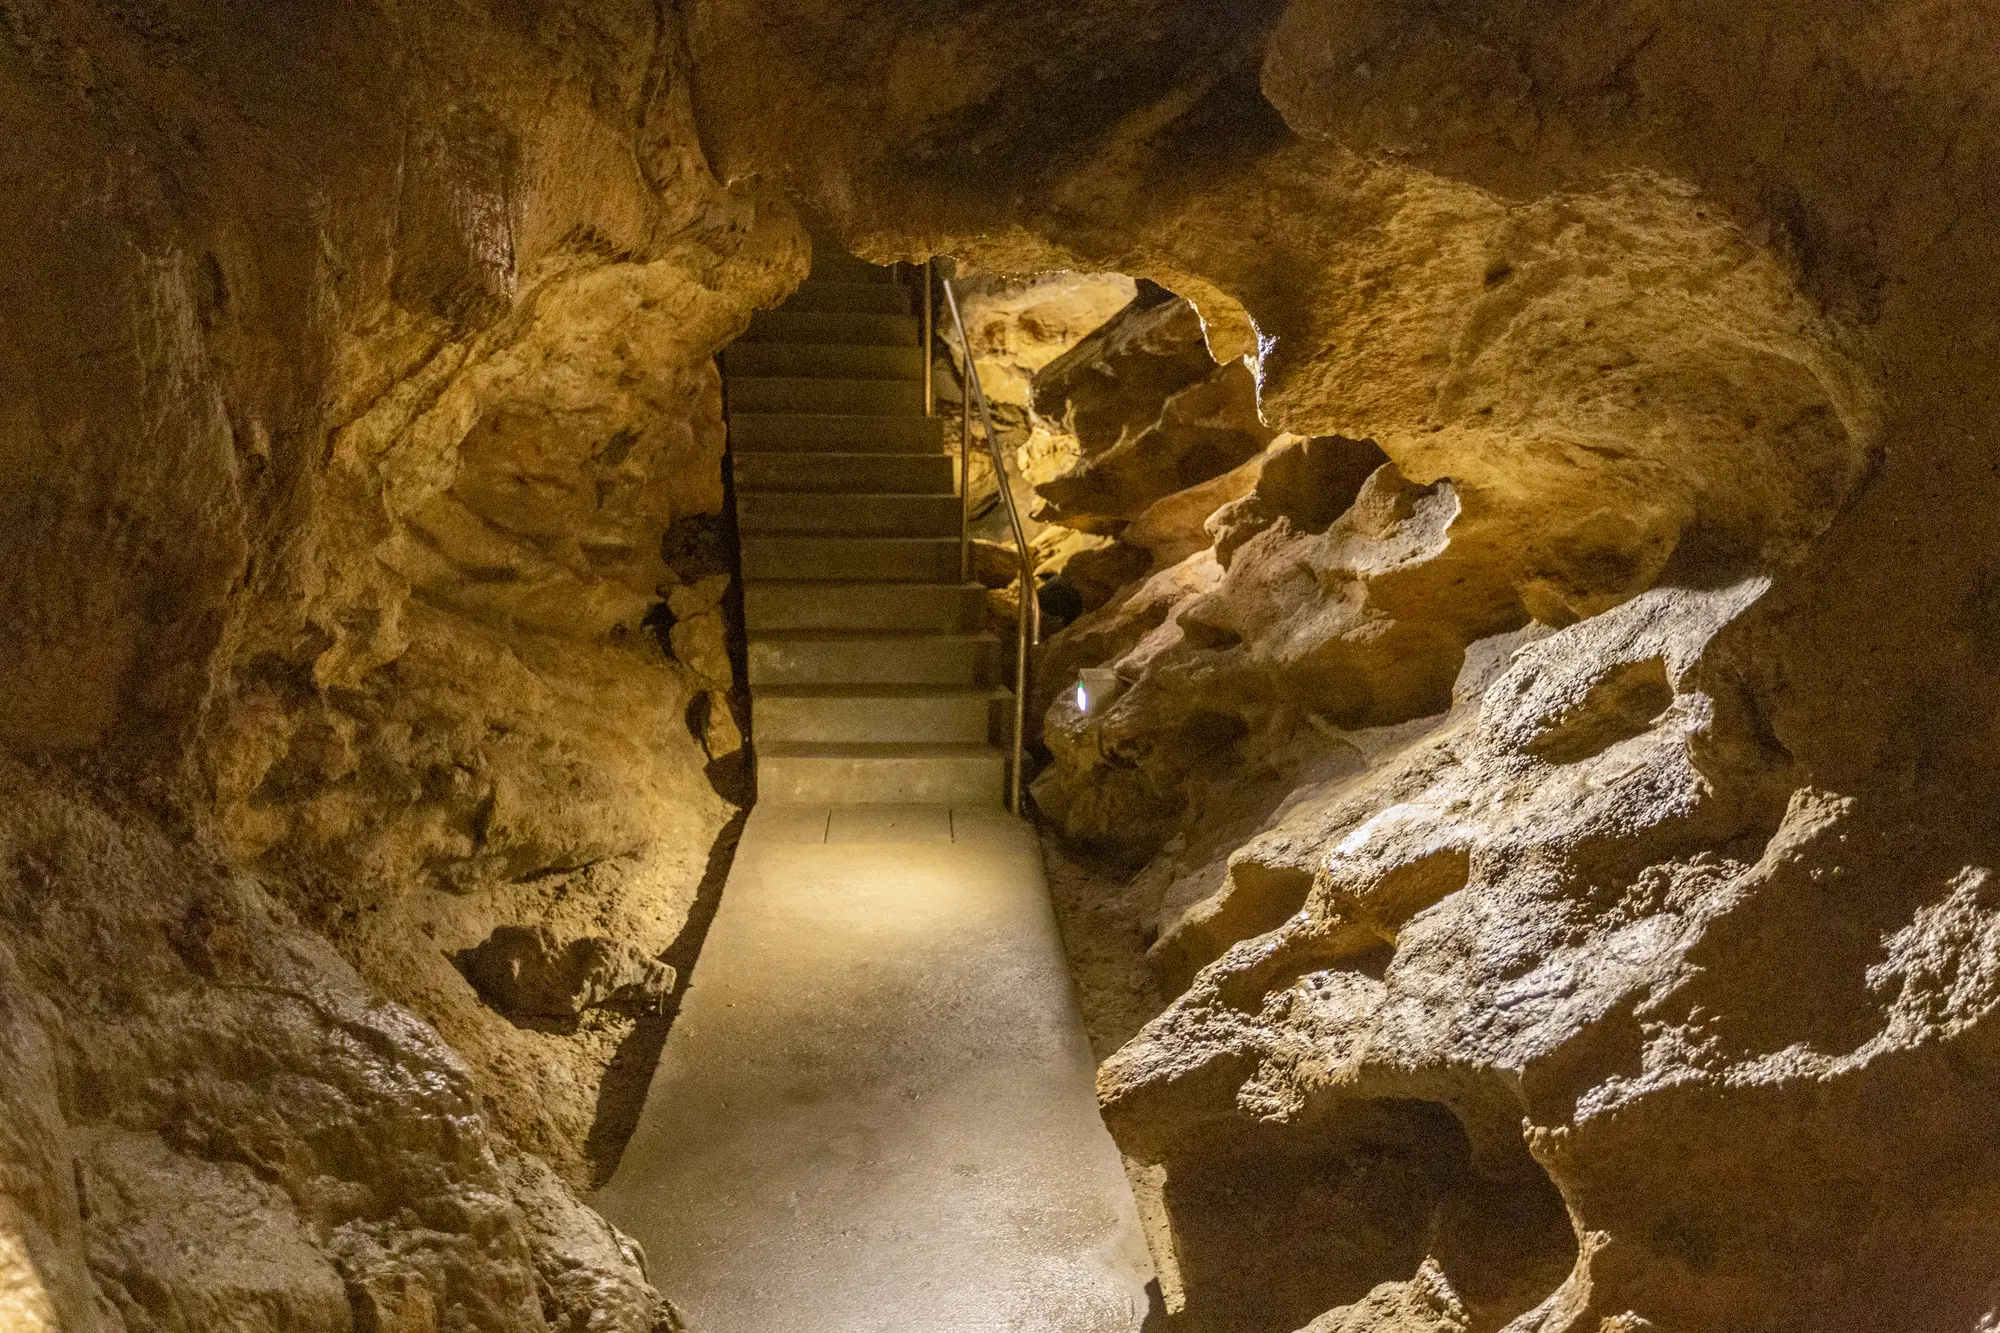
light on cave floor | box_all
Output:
[593,803,1154,1332]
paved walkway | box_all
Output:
[595,803,1151,1333]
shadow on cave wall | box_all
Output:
[1157,1098,1576,1333]
[589,449,762,1185]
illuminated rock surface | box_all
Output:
[2,0,1999,1330]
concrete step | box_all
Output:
[741,536,961,583]
[744,581,985,633]
[721,342,925,381]
[755,686,1001,745]
[729,413,946,454]
[737,492,961,538]
[741,311,919,346]
[757,742,1004,805]
[807,249,898,284]
[747,632,997,687]
[733,451,956,495]
[779,282,912,315]
[728,377,926,416]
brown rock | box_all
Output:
[1029,291,1278,531]
[949,268,1139,411]
[456,926,676,1020]
[1206,435,1390,569]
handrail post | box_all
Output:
[921,264,935,418]
[946,262,970,586]
[960,396,972,586]
[940,277,1035,817]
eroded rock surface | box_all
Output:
[457,927,676,1022]
[0,0,800,1325]
[0,760,681,1333]
[1030,289,1275,533]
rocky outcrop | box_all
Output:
[457,927,676,1022]
[0,759,680,1333]
[950,268,1138,415]
[1030,290,1276,533]
[1035,453,1527,850]
[0,0,802,1325]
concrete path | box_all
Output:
[595,802,1152,1333]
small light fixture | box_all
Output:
[1076,667,1122,718]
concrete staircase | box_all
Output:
[725,246,1007,806]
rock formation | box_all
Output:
[1029,288,1275,534]
[456,927,676,1021]
[0,0,800,1326]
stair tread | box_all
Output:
[780,282,916,300]
[749,628,995,643]
[742,535,961,543]
[730,411,942,424]
[738,490,956,500]
[755,684,1006,698]
[745,579,982,589]
[737,495,962,536]
[741,537,962,558]
[728,414,947,454]
[722,344,923,378]
[740,312,921,346]
[760,741,1002,758]
[736,370,920,382]
[742,581,985,632]
[734,450,953,461]
[732,453,957,495]
[778,282,912,312]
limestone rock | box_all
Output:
[949,268,1139,411]
[0,759,674,1332]
[1122,443,1282,569]
[1033,458,1528,849]
[457,926,677,1021]
[8,0,2000,1326]
[0,0,798,1320]
[1300,1260,1470,1333]
[1030,291,1277,531]
[1207,436,1390,569]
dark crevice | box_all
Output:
[1156,1097,1577,1333]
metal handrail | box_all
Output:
[936,266,1038,817]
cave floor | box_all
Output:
[594,801,1152,1332]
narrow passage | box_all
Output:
[595,803,1151,1332]
[598,245,1149,1330]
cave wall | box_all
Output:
[3,0,1998,1329]
[0,0,805,1327]
[685,1,2000,1329]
